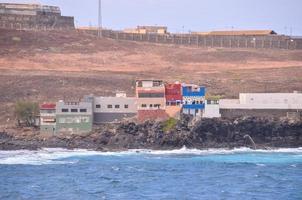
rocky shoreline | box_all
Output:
[0,116,301,151]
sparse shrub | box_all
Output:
[162,118,178,133]
[15,101,39,127]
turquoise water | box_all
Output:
[0,148,301,200]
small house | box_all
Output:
[40,103,56,134]
[182,84,206,117]
[165,82,182,119]
[55,100,93,134]
[136,80,168,122]
[93,92,137,124]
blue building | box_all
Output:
[182,84,206,117]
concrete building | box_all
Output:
[40,103,56,134]
[165,82,182,119]
[56,100,93,134]
[182,84,206,117]
[220,92,302,119]
[93,92,137,123]
[136,80,168,122]
[203,99,221,118]
[0,3,74,30]
[124,26,168,34]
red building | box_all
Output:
[40,103,56,110]
[165,83,182,106]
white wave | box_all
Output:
[127,146,302,155]
[0,147,301,165]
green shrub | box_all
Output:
[15,101,39,127]
[162,118,178,132]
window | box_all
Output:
[115,105,120,109]
[150,104,153,108]
[124,104,129,109]
[71,109,78,113]
[137,81,143,87]
[81,117,89,123]
[154,104,160,109]
[80,109,87,113]
[107,105,113,109]
[62,109,68,112]
[153,81,161,87]
[96,104,101,109]
[138,93,165,98]
[142,104,147,108]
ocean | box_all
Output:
[0,147,301,200]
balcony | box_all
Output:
[182,86,205,97]
[183,104,205,110]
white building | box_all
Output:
[220,92,302,110]
[219,92,302,119]
[93,92,137,123]
[203,99,221,118]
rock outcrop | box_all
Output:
[0,116,301,151]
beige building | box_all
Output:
[136,80,168,122]
[124,26,168,34]
[92,92,137,124]
[136,80,166,110]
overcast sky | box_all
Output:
[2,0,302,35]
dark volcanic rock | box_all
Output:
[0,116,301,151]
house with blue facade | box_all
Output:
[182,84,206,117]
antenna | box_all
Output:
[98,0,102,38]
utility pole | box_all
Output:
[98,0,102,38]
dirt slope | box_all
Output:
[0,29,302,125]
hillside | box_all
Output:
[0,29,302,125]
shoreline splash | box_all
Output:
[0,147,301,165]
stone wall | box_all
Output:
[0,3,74,30]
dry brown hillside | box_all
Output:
[0,29,302,124]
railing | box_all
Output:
[183,104,205,109]
[182,87,205,97]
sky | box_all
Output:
[2,0,302,35]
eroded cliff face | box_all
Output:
[0,116,301,151]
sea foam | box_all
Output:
[0,147,301,165]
